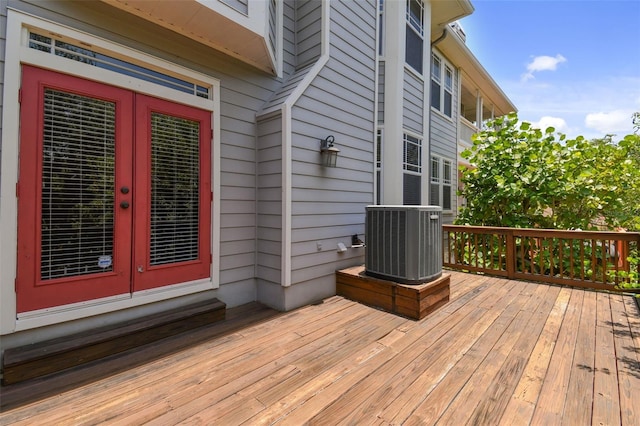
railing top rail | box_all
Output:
[443,224,640,242]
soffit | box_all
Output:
[99,0,275,74]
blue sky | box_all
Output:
[459,0,640,139]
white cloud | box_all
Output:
[529,116,569,133]
[584,110,635,135]
[502,75,640,138]
[522,54,567,81]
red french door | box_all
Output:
[17,66,211,313]
[133,95,211,291]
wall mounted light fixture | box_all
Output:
[320,135,339,167]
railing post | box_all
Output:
[506,229,515,279]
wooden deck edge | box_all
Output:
[336,265,450,320]
[2,298,226,386]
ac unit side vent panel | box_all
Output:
[365,206,442,284]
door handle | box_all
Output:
[120,201,130,209]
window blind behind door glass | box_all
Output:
[150,113,200,265]
[41,89,116,279]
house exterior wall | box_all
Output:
[0,0,284,348]
[0,0,509,359]
[256,113,283,292]
[286,0,376,308]
[258,0,377,310]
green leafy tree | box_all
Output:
[456,112,640,231]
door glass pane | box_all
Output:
[150,113,200,265]
[41,89,115,279]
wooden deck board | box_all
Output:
[530,288,585,424]
[610,294,640,426]
[1,271,638,425]
[563,289,597,424]
[592,291,622,426]
[498,287,571,425]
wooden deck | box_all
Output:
[1,271,639,425]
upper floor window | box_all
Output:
[403,133,422,206]
[403,133,422,173]
[430,156,453,210]
[405,0,423,74]
[431,52,454,117]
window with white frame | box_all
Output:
[405,0,423,74]
[430,155,453,210]
[431,52,454,118]
[403,133,422,205]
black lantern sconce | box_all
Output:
[320,135,339,167]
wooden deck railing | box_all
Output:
[443,225,640,292]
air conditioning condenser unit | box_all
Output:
[365,205,442,284]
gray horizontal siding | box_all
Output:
[259,64,314,113]
[403,69,423,134]
[219,0,248,15]
[257,114,283,286]
[288,0,376,287]
[282,0,296,75]
[295,0,322,69]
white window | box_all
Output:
[431,52,454,118]
[430,156,453,210]
[405,0,424,74]
[403,133,422,173]
[403,133,422,205]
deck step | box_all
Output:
[1,298,226,385]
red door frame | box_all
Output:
[132,94,212,291]
[17,66,134,312]
[17,67,212,312]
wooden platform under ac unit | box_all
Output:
[336,265,450,320]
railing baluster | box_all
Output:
[580,240,585,281]
[549,237,555,277]
[591,239,597,282]
[506,229,515,278]
[601,238,607,283]
[558,238,564,278]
